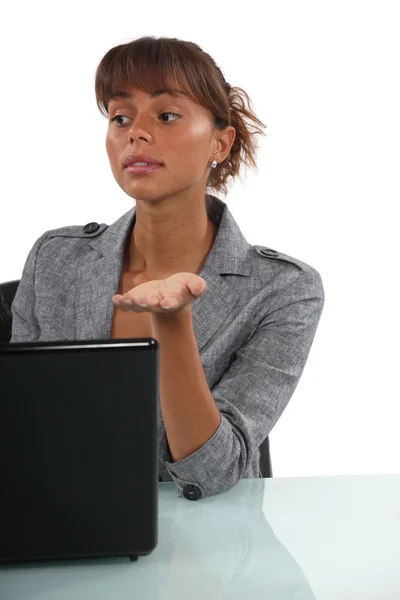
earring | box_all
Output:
[210,160,217,169]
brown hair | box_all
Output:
[94,36,267,197]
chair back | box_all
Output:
[0,279,20,343]
[259,436,272,478]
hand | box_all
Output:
[112,272,207,315]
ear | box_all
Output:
[214,126,236,163]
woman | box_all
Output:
[10,36,325,500]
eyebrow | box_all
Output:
[110,88,185,101]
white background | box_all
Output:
[1,2,399,481]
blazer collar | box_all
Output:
[75,193,252,348]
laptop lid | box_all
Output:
[0,338,159,563]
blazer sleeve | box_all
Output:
[10,232,50,343]
[163,267,325,499]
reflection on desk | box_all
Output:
[158,478,315,599]
[1,475,400,599]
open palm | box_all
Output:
[112,272,207,314]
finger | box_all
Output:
[112,299,130,312]
[115,294,164,312]
[112,296,145,311]
[189,278,206,297]
[160,297,179,310]
[136,294,162,306]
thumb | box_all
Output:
[190,277,207,297]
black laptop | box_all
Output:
[0,338,159,564]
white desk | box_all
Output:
[1,474,399,599]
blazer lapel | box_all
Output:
[75,207,136,341]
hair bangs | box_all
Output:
[96,41,204,117]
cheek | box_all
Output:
[185,121,211,146]
[105,133,117,157]
[105,136,122,179]
[174,123,211,162]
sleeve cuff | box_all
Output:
[162,414,240,499]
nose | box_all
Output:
[127,112,153,142]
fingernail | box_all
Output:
[124,299,133,305]
[138,303,148,307]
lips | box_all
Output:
[124,154,163,167]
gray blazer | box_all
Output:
[10,194,325,499]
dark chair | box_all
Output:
[0,279,20,343]
[0,279,272,477]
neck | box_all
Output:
[124,193,218,280]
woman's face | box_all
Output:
[105,87,220,202]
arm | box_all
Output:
[154,268,325,499]
[9,233,49,343]
[151,305,221,463]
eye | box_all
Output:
[159,112,180,123]
[110,115,129,126]
[110,112,180,126]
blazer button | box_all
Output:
[183,484,202,501]
[83,222,100,234]
[254,245,279,258]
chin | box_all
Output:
[128,190,168,203]
[127,186,181,204]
